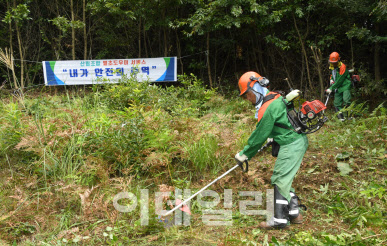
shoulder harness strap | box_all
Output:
[257,92,282,122]
[262,93,277,104]
[274,122,293,131]
[260,92,300,132]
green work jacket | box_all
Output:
[240,94,303,160]
[328,62,352,93]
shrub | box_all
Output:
[83,105,147,175]
[99,74,157,110]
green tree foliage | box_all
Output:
[0,0,385,99]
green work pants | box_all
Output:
[334,89,351,111]
[271,134,308,202]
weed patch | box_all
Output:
[0,82,386,245]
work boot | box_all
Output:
[343,109,355,120]
[288,192,307,224]
[334,107,340,113]
[347,110,354,120]
[334,107,345,121]
[337,112,345,121]
[259,185,289,229]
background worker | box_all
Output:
[326,52,352,121]
[234,71,308,229]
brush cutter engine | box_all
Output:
[283,91,328,134]
[287,100,328,134]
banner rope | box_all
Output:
[178,50,208,59]
[11,50,209,63]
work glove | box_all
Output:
[235,152,248,172]
[330,80,335,85]
[326,89,332,94]
[235,152,248,163]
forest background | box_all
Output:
[0,0,386,245]
[0,0,386,99]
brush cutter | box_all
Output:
[322,92,331,115]
[162,140,273,218]
[279,90,328,134]
[325,92,331,107]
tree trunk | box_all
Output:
[219,49,230,87]
[214,45,217,86]
[138,17,141,57]
[162,8,168,57]
[350,38,354,68]
[147,33,153,58]
[158,27,162,56]
[256,39,267,75]
[206,32,213,88]
[163,27,168,57]
[6,0,17,89]
[12,0,23,89]
[83,0,87,60]
[143,23,148,58]
[293,14,313,93]
[374,24,381,81]
[253,47,259,73]
[176,30,183,74]
[71,0,75,60]
[374,42,380,81]
[253,32,260,73]
[311,46,324,101]
[281,56,294,90]
[7,0,13,56]
[15,22,24,89]
[300,52,305,92]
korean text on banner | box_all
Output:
[42,57,177,86]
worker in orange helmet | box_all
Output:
[237,71,269,118]
[325,52,352,121]
[236,71,308,229]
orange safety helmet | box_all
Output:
[238,71,269,96]
[329,52,340,63]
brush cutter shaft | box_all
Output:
[325,93,331,106]
[164,164,240,216]
[163,140,272,217]
[323,93,331,115]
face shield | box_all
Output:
[240,75,269,107]
[252,83,269,118]
[252,82,268,106]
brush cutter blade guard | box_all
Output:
[175,199,191,215]
[238,160,249,173]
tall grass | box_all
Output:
[0,100,24,154]
[1,75,385,245]
[43,135,85,180]
[181,134,225,174]
[0,48,18,89]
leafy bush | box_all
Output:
[353,67,387,101]
[99,74,157,110]
[83,105,148,175]
[156,74,217,117]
